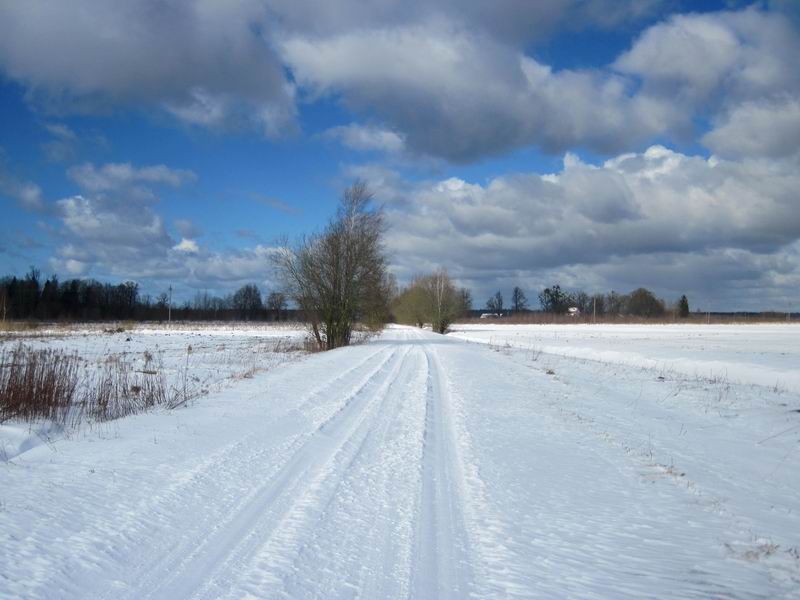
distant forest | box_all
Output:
[0,268,290,322]
[0,268,792,323]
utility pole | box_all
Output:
[592,296,596,323]
[168,285,172,323]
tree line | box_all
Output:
[0,268,290,322]
[480,284,690,318]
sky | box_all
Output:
[1,0,799,312]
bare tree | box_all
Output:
[232,284,263,320]
[511,286,527,312]
[273,181,390,350]
[266,291,288,321]
[573,290,591,313]
[486,290,503,313]
[0,285,7,322]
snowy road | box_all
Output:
[1,326,799,598]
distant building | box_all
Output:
[567,307,580,317]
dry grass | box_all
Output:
[83,357,173,421]
[1,344,177,426]
[0,321,41,333]
[0,344,80,424]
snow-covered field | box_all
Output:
[1,323,798,598]
[451,322,800,393]
[0,323,308,460]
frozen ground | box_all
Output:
[451,322,800,393]
[0,323,308,460]
[1,324,799,598]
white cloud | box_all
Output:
[366,146,800,309]
[0,171,45,212]
[173,238,200,254]
[0,0,296,136]
[277,6,799,161]
[48,162,280,290]
[17,182,45,212]
[44,123,77,141]
[614,8,800,98]
[63,259,88,275]
[1,3,796,162]
[324,124,405,153]
[282,24,677,160]
[191,245,278,283]
[68,162,196,192]
[703,97,800,159]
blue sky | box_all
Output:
[1,0,799,311]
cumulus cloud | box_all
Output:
[367,146,800,309]
[1,3,796,161]
[269,0,662,44]
[0,168,45,212]
[45,160,279,291]
[67,162,196,193]
[703,97,800,159]
[48,161,197,279]
[324,124,405,154]
[615,8,800,158]
[173,238,200,254]
[16,182,45,212]
[283,24,678,160]
[191,245,278,283]
[0,0,296,136]
[277,5,799,161]
[615,9,800,103]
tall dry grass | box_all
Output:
[1,344,178,426]
[0,345,80,424]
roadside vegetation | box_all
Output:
[0,331,308,428]
[0,344,185,427]
[392,270,472,333]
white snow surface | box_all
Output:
[1,324,799,598]
[451,323,800,393]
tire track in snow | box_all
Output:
[79,342,396,599]
[236,343,429,598]
[412,343,475,599]
[95,342,403,600]
[145,345,411,599]
[415,341,531,599]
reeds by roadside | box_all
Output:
[0,345,80,424]
[0,344,177,426]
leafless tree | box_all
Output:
[486,290,503,313]
[273,181,391,350]
[0,285,7,322]
[266,291,288,321]
[232,284,263,320]
[511,286,527,312]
